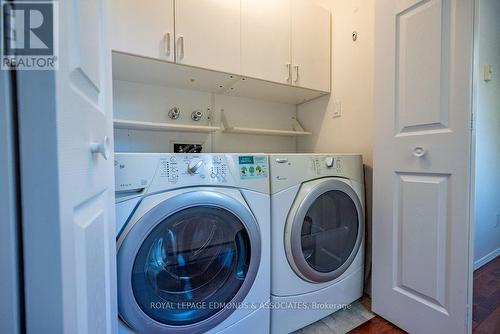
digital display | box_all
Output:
[239,156,254,164]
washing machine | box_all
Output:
[114,153,270,334]
[269,154,365,334]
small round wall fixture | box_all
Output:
[168,107,180,120]
[191,109,203,121]
[352,31,358,42]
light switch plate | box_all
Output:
[483,64,492,82]
[333,100,342,118]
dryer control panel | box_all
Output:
[268,154,364,194]
[311,156,343,174]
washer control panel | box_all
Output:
[238,155,268,180]
[158,155,231,184]
[159,156,180,183]
[115,153,270,195]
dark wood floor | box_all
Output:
[472,256,500,334]
[347,256,500,334]
[347,316,406,334]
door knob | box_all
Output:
[413,146,426,157]
[90,136,111,160]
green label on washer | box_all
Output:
[239,156,268,180]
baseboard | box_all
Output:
[474,248,500,270]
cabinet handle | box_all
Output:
[177,36,184,59]
[163,32,171,57]
[286,63,291,82]
[293,64,299,83]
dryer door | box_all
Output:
[285,178,364,283]
[117,191,261,334]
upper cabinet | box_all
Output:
[110,0,175,62]
[241,0,291,85]
[291,0,331,92]
[175,0,241,74]
[241,0,330,92]
[110,0,331,99]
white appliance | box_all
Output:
[269,154,365,334]
[114,153,270,334]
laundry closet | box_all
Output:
[109,1,374,333]
[3,0,482,333]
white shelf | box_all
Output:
[220,112,311,137]
[114,119,220,133]
[222,127,312,137]
[112,52,329,105]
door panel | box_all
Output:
[396,173,449,309]
[241,0,291,84]
[110,0,175,62]
[396,0,450,134]
[175,0,240,74]
[72,0,101,90]
[373,0,474,333]
[18,0,117,332]
[291,0,330,92]
[73,194,108,334]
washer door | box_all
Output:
[285,178,364,283]
[117,191,261,334]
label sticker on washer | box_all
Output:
[239,156,268,180]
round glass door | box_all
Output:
[132,206,250,326]
[117,191,261,334]
[287,179,363,283]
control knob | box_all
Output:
[325,157,334,168]
[188,159,203,174]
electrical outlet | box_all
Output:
[332,100,342,118]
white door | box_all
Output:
[16,0,117,333]
[241,0,291,84]
[110,0,174,62]
[175,0,241,74]
[291,0,330,92]
[373,0,474,333]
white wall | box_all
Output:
[113,80,298,153]
[297,0,374,165]
[296,0,374,293]
[473,0,500,269]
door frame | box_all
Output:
[466,0,483,329]
[16,64,64,333]
[0,56,23,334]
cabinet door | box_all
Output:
[241,0,291,84]
[291,0,331,92]
[175,0,240,74]
[110,0,175,62]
